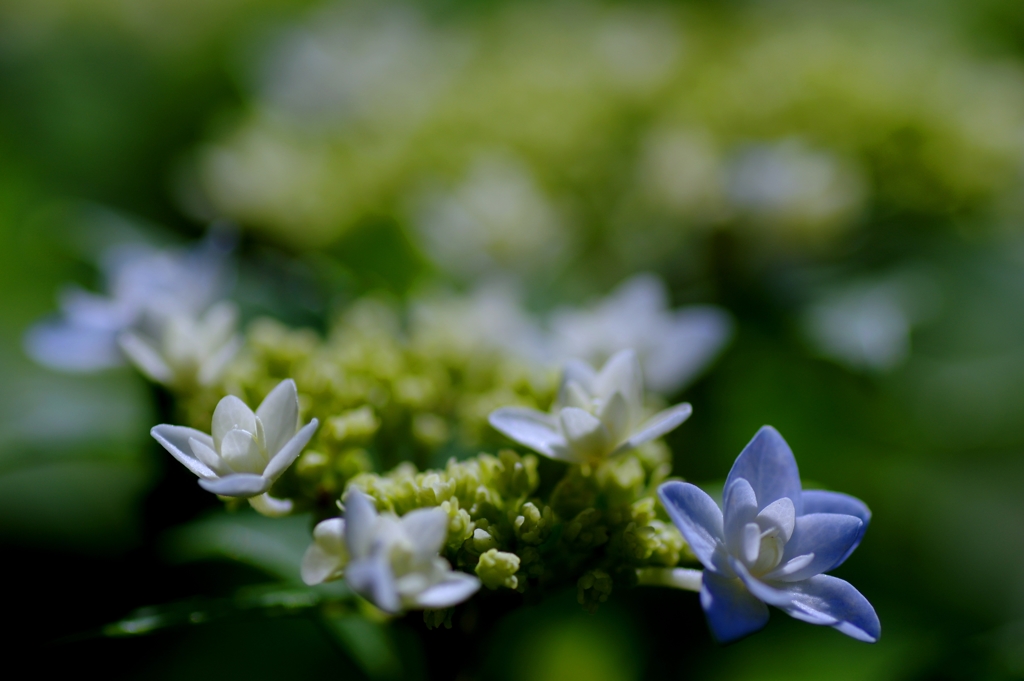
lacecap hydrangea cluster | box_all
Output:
[150,303,878,642]
[27,240,879,643]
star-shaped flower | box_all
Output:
[488,349,692,464]
[118,301,241,389]
[658,426,878,643]
[151,379,317,516]
[302,489,481,614]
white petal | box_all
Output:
[118,331,174,384]
[201,301,239,346]
[198,473,269,496]
[151,424,217,479]
[248,493,294,517]
[559,380,592,411]
[198,335,241,386]
[741,522,761,565]
[617,402,692,452]
[756,497,796,543]
[313,518,347,553]
[561,358,597,394]
[764,553,815,580]
[598,391,629,446]
[264,419,318,482]
[301,543,344,586]
[344,488,379,558]
[256,379,300,457]
[189,437,226,475]
[413,572,481,609]
[488,407,565,459]
[399,507,449,562]
[594,349,644,411]
[212,395,256,451]
[559,407,611,461]
[220,429,266,474]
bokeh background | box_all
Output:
[3,0,1024,678]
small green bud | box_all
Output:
[577,569,613,613]
[296,450,329,479]
[470,528,499,553]
[326,406,380,444]
[440,498,475,549]
[513,502,553,545]
[475,549,520,590]
[596,455,646,505]
[563,508,608,551]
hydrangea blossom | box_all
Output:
[151,379,317,516]
[549,274,732,394]
[25,237,231,373]
[118,301,241,389]
[488,349,692,464]
[658,426,878,643]
[302,488,481,614]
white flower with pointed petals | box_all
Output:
[549,274,732,395]
[488,349,692,464]
[302,489,481,614]
[151,379,318,516]
[118,301,242,389]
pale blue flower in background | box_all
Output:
[303,488,481,613]
[25,235,231,373]
[549,274,732,394]
[151,379,317,516]
[489,349,692,464]
[658,426,878,643]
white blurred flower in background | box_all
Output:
[25,235,233,374]
[726,139,866,235]
[256,2,467,130]
[802,270,941,372]
[592,6,683,96]
[409,281,549,363]
[412,153,569,279]
[550,274,732,394]
[118,301,241,389]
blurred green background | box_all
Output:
[3,0,1024,678]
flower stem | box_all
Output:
[636,567,703,592]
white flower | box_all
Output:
[549,274,732,394]
[409,281,548,362]
[488,349,692,464]
[302,489,481,614]
[151,379,318,516]
[25,237,230,373]
[726,139,865,230]
[412,153,568,278]
[801,270,939,372]
[118,301,241,389]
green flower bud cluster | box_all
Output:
[342,441,688,609]
[173,303,692,611]
[177,299,557,513]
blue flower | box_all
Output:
[658,426,879,643]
